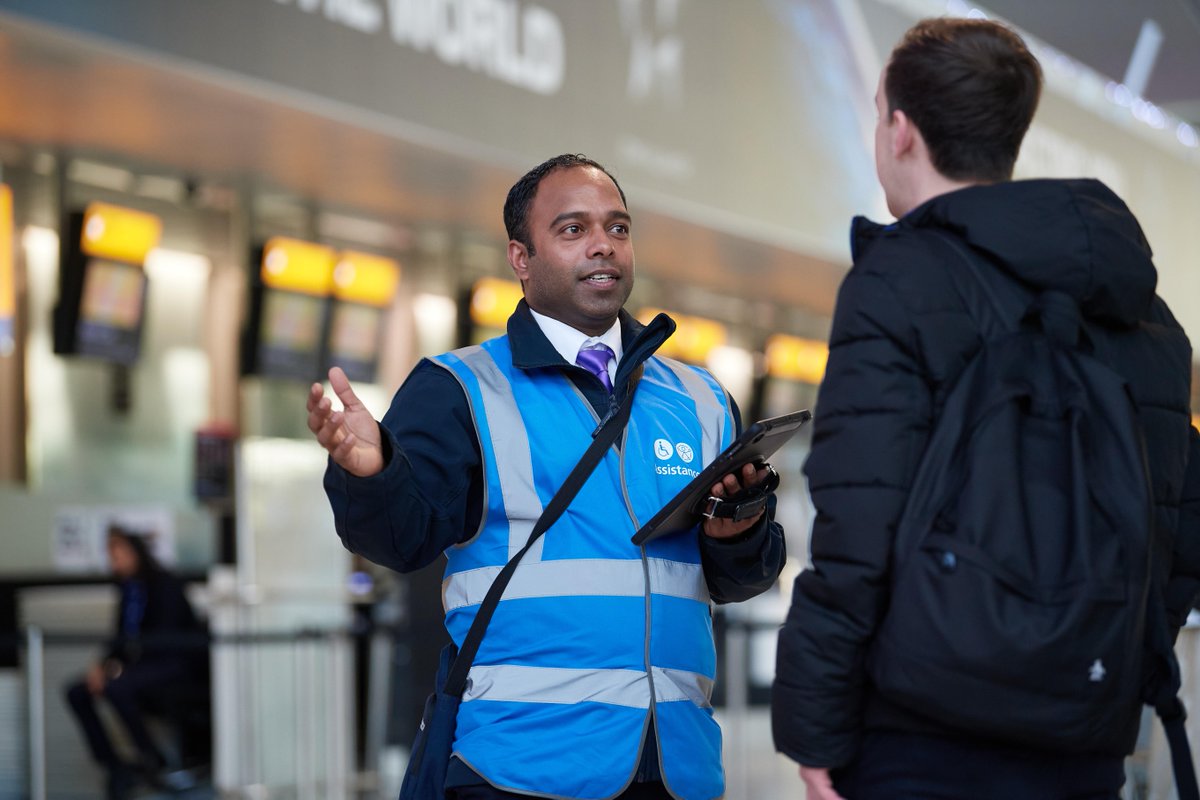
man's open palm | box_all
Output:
[307,367,384,477]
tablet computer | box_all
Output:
[631,409,811,545]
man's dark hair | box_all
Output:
[886,18,1042,182]
[503,154,627,256]
[108,524,164,579]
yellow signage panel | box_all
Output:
[1193,412,1200,433]
[80,202,162,264]
[332,250,400,307]
[470,277,524,330]
[0,185,12,324]
[637,307,727,364]
[261,237,335,297]
[766,334,829,385]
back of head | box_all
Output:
[886,18,1042,182]
[503,153,627,255]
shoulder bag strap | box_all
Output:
[442,375,638,698]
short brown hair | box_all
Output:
[886,18,1042,182]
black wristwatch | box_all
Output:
[698,464,780,522]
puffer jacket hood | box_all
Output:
[853,179,1158,327]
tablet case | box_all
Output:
[631,408,811,545]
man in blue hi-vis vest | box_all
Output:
[308,153,786,800]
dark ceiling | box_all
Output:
[980,0,1200,126]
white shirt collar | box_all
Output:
[528,307,623,379]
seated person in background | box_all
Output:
[64,525,205,800]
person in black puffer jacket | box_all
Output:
[772,17,1200,800]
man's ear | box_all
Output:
[508,240,530,281]
[890,109,916,159]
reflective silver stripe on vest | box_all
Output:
[657,358,728,466]
[442,557,708,612]
[450,346,546,561]
[653,666,715,707]
[464,664,713,709]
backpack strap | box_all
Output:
[1161,695,1200,800]
[930,227,1200,800]
[928,229,1027,338]
[1146,594,1200,800]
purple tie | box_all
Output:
[575,343,615,394]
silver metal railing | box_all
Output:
[25,626,46,800]
[13,608,804,799]
[15,624,358,799]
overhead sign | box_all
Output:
[332,250,401,307]
[0,185,12,355]
[765,333,828,385]
[260,237,336,296]
[270,0,567,95]
[0,0,879,258]
[637,307,726,365]
[470,276,523,330]
[79,202,161,265]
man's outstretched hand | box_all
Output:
[307,367,384,477]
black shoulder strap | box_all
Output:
[929,229,1027,337]
[1162,694,1200,800]
[1147,606,1200,800]
[442,383,636,699]
[932,230,1094,352]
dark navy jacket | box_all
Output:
[773,179,1200,770]
[106,569,203,671]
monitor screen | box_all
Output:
[255,289,326,380]
[74,258,147,364]
[326,301,383,383]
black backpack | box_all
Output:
[865,231,1197,796]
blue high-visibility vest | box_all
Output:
[432,335,734,800]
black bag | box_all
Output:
[398,378,637,800]
[866,232,1197,795]
[398,643,460,799]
